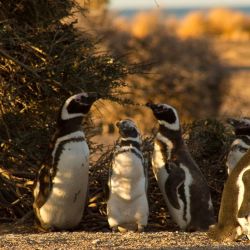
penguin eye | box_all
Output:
[75,96,84,104]
[126,127,138,137]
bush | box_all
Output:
[0,0,131,220]
[184,119,234,215]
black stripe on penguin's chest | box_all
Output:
[165,162,188,222]
[35,136,86,209]
[114,139,143,162]
[53,136,86,172]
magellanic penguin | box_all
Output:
[208,148,250,242]
[146,102,215,231]
[226,117,250,175]
[107,119,149,232]
[33,92,100,231]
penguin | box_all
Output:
[208,149,250,242]
[146,102,215,231]
[226,117,250,175]
[107,119,149,232]
[33,91,100,231]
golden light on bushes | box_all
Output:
[177,8,250,41]
[131,11,160,38]
[177,11,208,38]
[208,8,250,41]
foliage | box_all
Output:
[77,0,110,10]
[0,0,77,27]
[0,0,131,219]
[184,119,234,214]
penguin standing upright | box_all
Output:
[107,119,149,232]
[226,117,250,175]
[208,149,250,242]
[146,102,215,231]
[33,91,100,231]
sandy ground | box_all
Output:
[0,229,250,249]
[0,220,250,250]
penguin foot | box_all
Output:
[34,222,53,232]
[137,225,145,233]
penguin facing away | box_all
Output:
[107,119,149,232]
[33,91,100,231]
[208,149,250,242]
[226,117,250,175]
[146,102,215,231]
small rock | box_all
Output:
[92,239,101,245]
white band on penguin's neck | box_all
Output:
[156,132,173,159]
[121,136,141,143]
[158,106,180,131]
[158,119,179,131]
[61,108,85,120]
[61,94,88,120]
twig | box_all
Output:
[0,101,11,141]
[0,49,40,78]
[14,211,34,225]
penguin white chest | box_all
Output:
[110,151,145,200]
[107,151,149,229]
[152,142,168,188]
[39,139,89,229]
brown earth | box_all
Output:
[0,222,250,250]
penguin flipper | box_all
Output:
[34,163,53,209]
[165,163,185,209]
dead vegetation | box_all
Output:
[0,0,133,221]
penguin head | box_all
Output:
[227,117,250,136]
[116,119,140,139]
[146,102,180,130]
[60,92,100,121]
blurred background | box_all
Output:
[75,0,250,137]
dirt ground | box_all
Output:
[0,222,250,250]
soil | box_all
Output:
[0,222,250,250]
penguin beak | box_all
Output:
[86,92,101,103]
[116,121,121,128]
[226,118,238,126]
[146,102,157,110]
